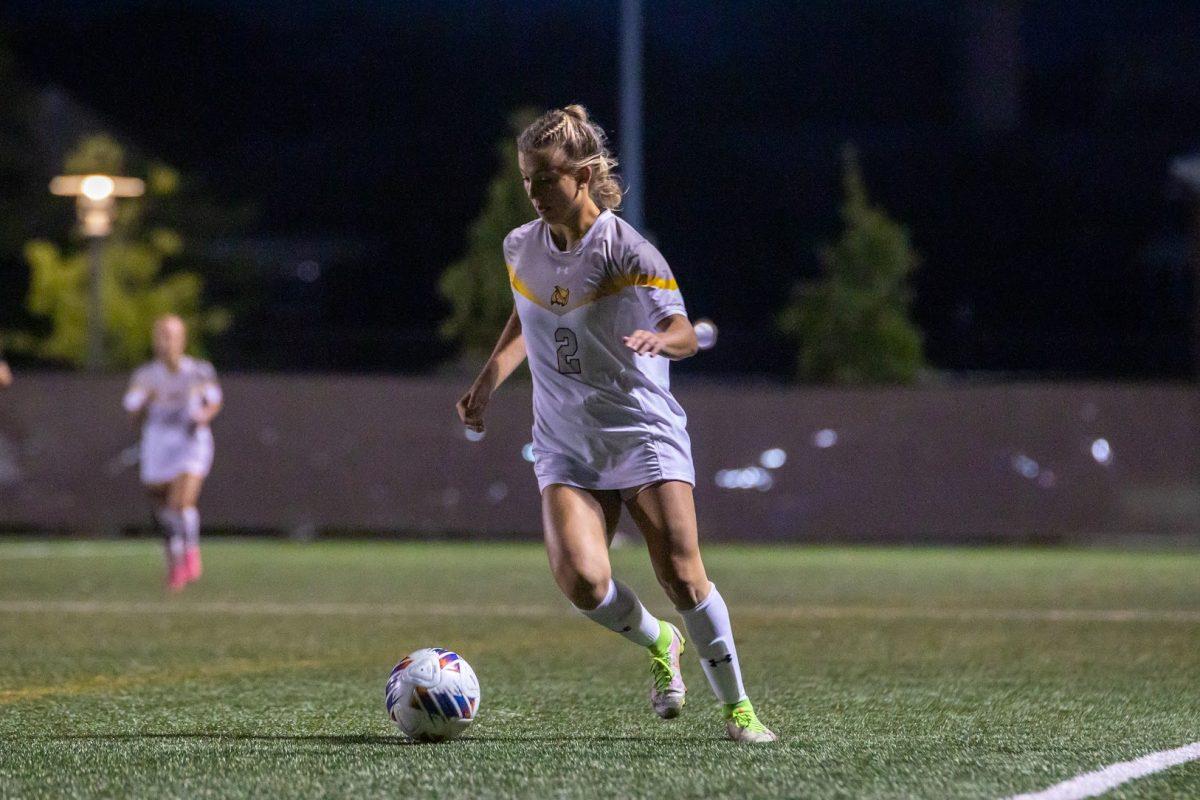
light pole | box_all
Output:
[50,173,144,370]
[620,0,644,232]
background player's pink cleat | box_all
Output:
[184,547,202,582]
[167,562,189,593]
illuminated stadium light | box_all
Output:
[49,172,146,370]
[80,175,116,201]
[1091,438,1113,465]
[813,429,838,448]
[759,448,787,469]
[521,443,535,463]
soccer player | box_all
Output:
[122,315,222,592]
[456,105,777,743]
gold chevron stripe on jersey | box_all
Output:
[506,264,550,310]
[589,271,679,303]
[507,264,680,314]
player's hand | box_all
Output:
[623,329,666,357]
[457,383,491,434]
[0,361,11,389]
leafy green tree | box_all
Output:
[778,146,925,384]
[438,110,537,360]
[9,134,229,369]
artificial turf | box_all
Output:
[1,540,1198,799]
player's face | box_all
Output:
[518,148,587,225]
[152,318,187,364]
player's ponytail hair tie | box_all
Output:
[518,104,623,211]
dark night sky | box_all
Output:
[3,1,1199,377]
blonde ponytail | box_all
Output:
[517,104,623,210]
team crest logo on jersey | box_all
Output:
[551,285,570,306]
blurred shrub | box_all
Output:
[438,109,537,361]
[778,146,925,384]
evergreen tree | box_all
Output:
[10,134,229,368]
[438,110,537,360]
[778,146,924,384]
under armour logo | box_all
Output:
[706,654,733,667]
[555,266,571,275]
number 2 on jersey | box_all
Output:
[554,327,581,374]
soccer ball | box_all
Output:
[385,648,481,742]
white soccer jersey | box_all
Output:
[503,209,695,492]
[123,356,221,484]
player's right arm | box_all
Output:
[122,367,154,424]
[456,307,526,433]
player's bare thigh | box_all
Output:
[144,482,170,508]
[540,484,622,608]
[167,473,205,510]
[624,480,710,609]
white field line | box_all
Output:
[1004,741,1200,800]
[0,599,1198,624]
[0,543,156,560]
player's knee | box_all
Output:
[655,562,707,608]
[558,569,611,610]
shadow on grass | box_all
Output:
[12,732,716,744]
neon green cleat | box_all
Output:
[648,621,686,719]
[723,699,778,743]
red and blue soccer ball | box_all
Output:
[385,648,481,742]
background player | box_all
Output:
[457,105,776,743]
[122,315,223,592]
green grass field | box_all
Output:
[1,540,1198,799]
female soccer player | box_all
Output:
[457,105,776,743]
[123,315,222,592]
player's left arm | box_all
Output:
[623,314,699,360]
[191,364,224,427]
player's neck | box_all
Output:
[549,200,601,251]
[160,356,183,373]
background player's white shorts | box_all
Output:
[140,426,214,485]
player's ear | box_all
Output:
[575,164,592,189]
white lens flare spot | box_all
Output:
[1091,438,1113,465]
[487,481,509,503]
[813,429,838,448]
[521,443,535,463]
[1011,454,1040,479]
[714,466,773,491]
[759,448,787,469]
[80,174,116,201]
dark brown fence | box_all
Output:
[0,374,1196,541]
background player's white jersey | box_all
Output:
[123,356,221,484]
[503,209,695,492]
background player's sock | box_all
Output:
[679,583,748,704]
[577,579,661,647]
[180,507,202,580]
[181,507,200,550]
[156,508,188,590]
[156,508,185,565]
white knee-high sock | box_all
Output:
[679,583,747,704]
[181,507,200,550]
[578,579,661,647]
[156,508,185,565]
